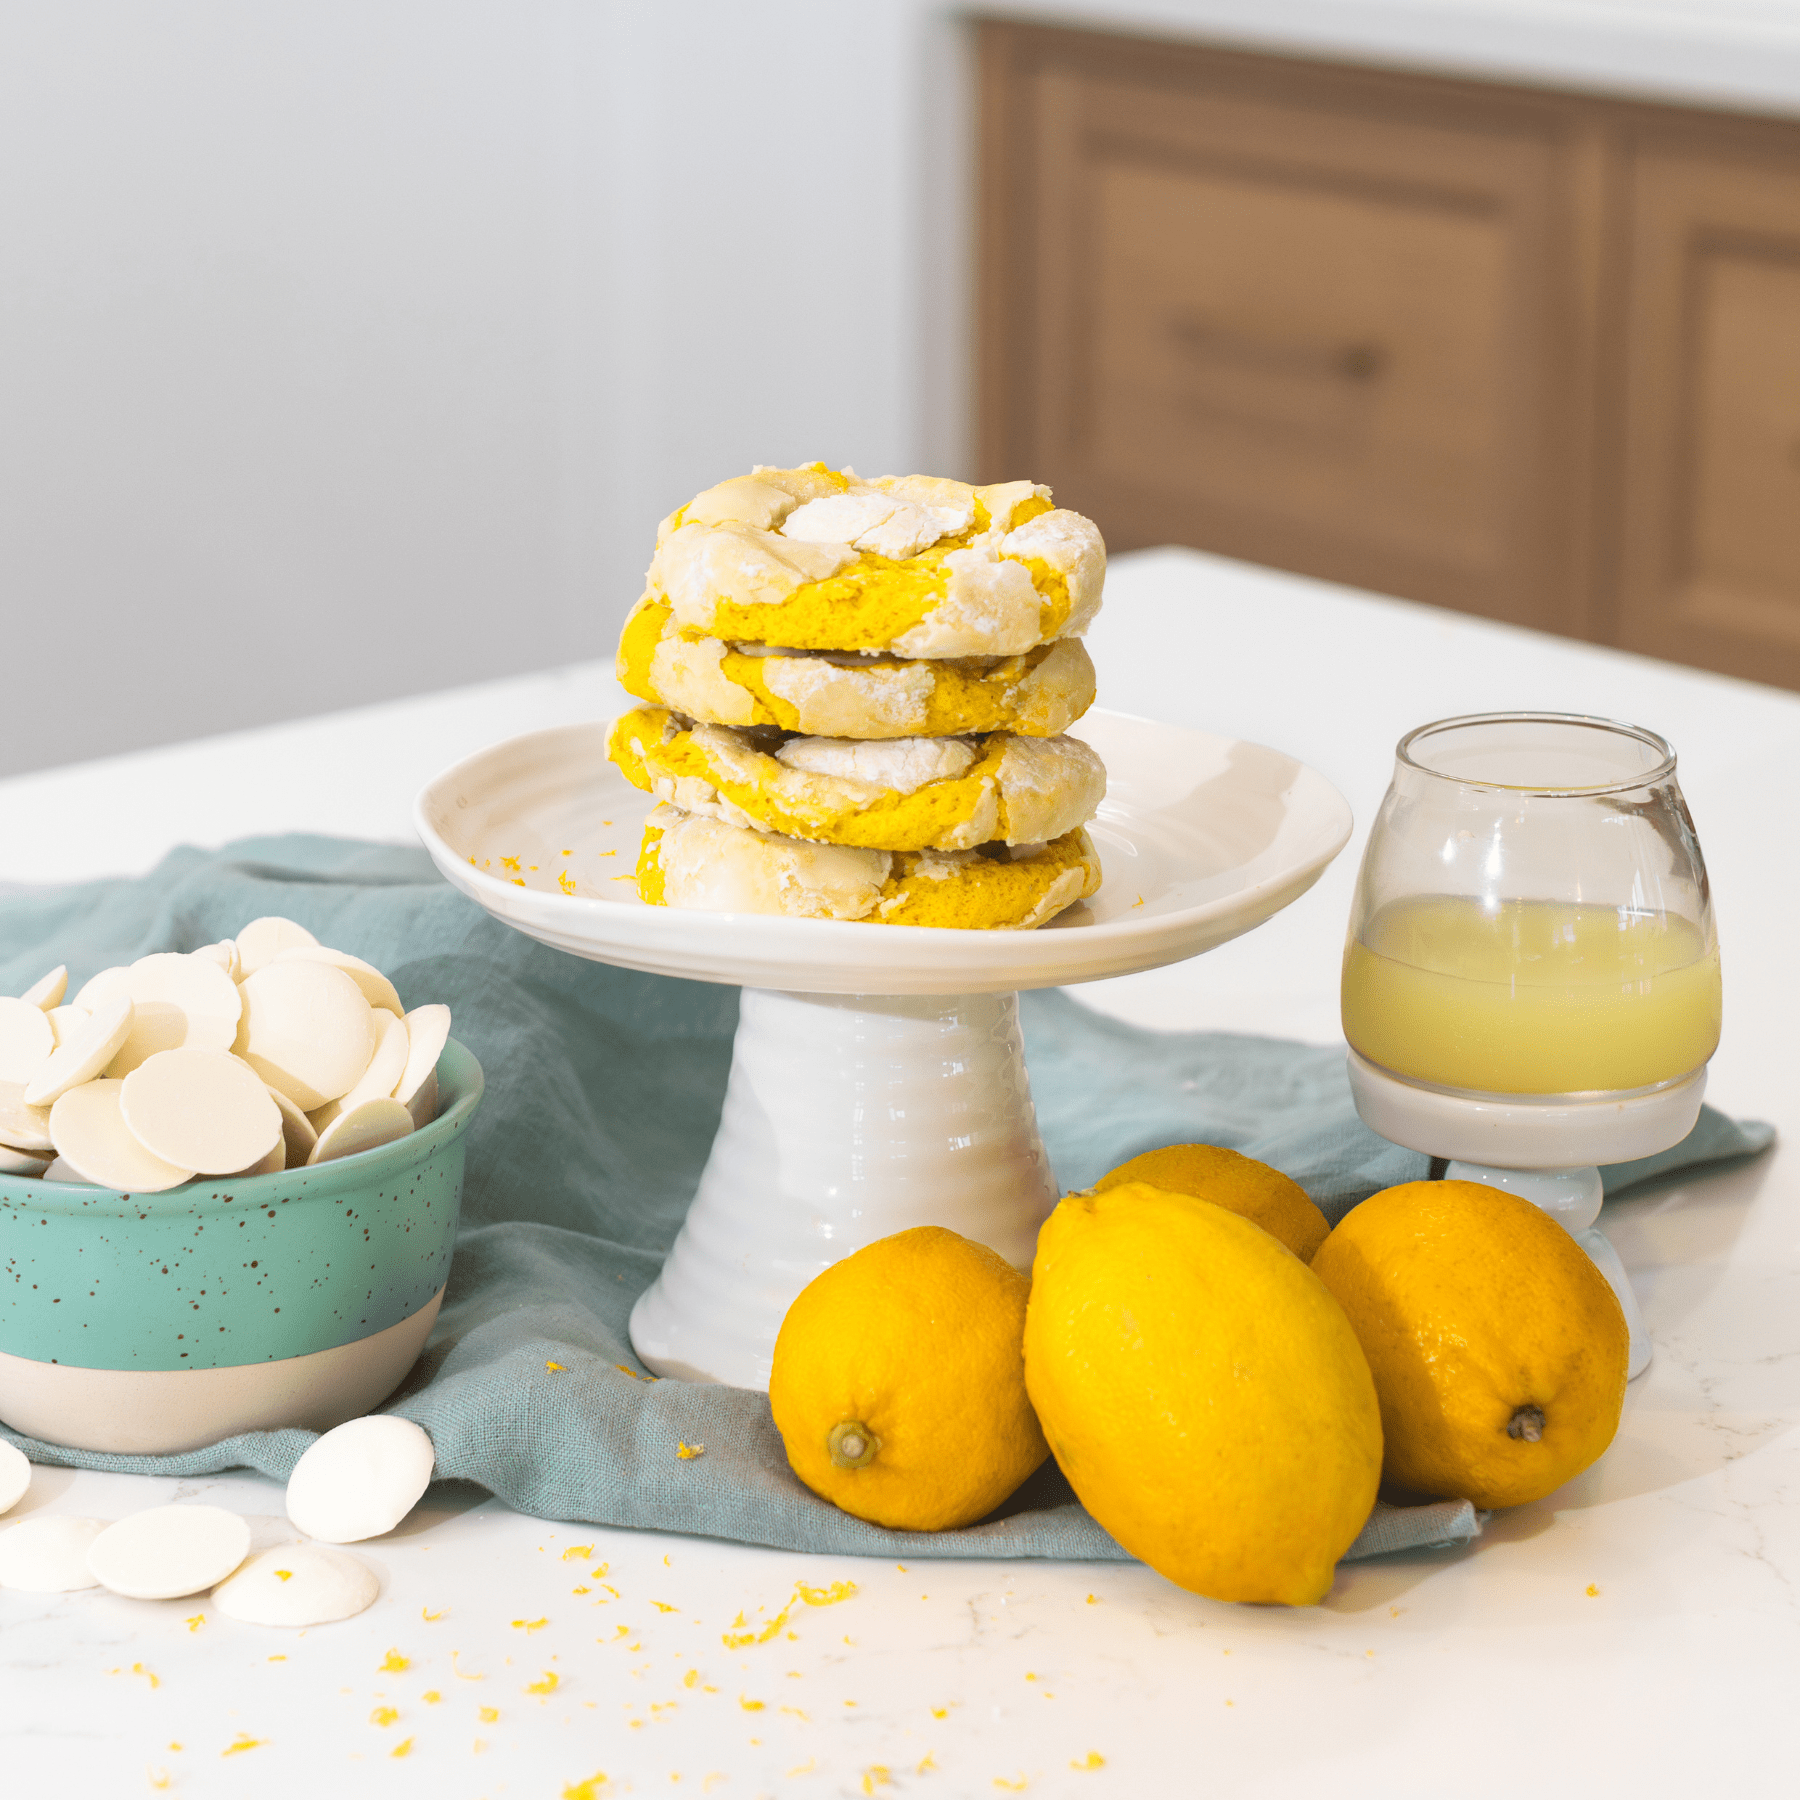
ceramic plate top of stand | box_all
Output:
[413,711,1353,995]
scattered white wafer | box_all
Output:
[307,1097,412,1166]
[0,998,54,1085]
[87,1504,251,1599]
[120,1048,283,1176]
[106,952,243,1078]
[24,992,134,1107]
[21,967,68,1010]
[285,1415,435,1543]
[0,1517,107,1591]
[236,960,376,1110]
[236,916,318,977]
[0,1144,50,1177]
[395,1004,450,1127]
[0,1440,29,1513]
[0,1082,55,1155]
[48,1079,194,1193]
[211,1540,381,1627]
[311,1011,409,1132]
[42,1157,95,1184]
[268,1086,319,1167]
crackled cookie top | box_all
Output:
[636,805,1101,930]
[644,464,1105,658]
[608,705,1106,854]
[617,595,1096,739]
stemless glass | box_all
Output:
[1341,712,1720,1379]
[1343,712,1720,1168]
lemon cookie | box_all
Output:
[646,464,1105,658]
[618,594,1097,739]
[637,806,1102,930]
[608,706,1106,853]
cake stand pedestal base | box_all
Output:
[628,987,1058,1390]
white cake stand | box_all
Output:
[415,709,1352,1389]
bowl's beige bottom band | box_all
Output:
[0,1286,445,1456]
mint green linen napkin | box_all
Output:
[0,836,1773,1569]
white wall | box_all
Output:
[0,1,969,777]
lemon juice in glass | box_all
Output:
[1342,713,1722,1377]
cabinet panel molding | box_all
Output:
[980,24,1593,637]
[980,21,1800,688]
[1618,150,1800,684]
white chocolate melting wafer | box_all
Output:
[235,961,376,1111]
[0,1083,54,1154]
[273,946,404,1018]
[310,1011,408,1132]
[0,1517,107,1591]
[87,1505,251,1599]
[235,916,318,977]
[20,966,68,1009]
[394,1005,450,1126]
[285,1416,435,1544]
[0,1144,50,1177]
[229,1136,286,1177]
[0,1441,29,1513]
[42,1157,96,1185]
[0,998,53,1085]
[307,1097,412,1166]
[23,993,133,1107]
[48,1080,194,1193]
[401,1067,437,1132]
[46,1005,87,1048]
[71,965,132,1013]
[211,1541,380,1627]
[120,1049,283,1176]
[105,952,243,1078]
[268,1086,318,1167]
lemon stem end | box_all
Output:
[827,1420,880,1470]
[1507,1405,1545,1443]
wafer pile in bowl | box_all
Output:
[607,464,1109,929]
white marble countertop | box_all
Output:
[979,0,1800,120]
[4,549,1799,1797]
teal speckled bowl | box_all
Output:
[0,1040,482,1454]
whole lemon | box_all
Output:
[1095,1143,1330,1261]
[1310,1180,1629,1509]
[1024,1181,1382,1605]
[769,1226,1048,1531]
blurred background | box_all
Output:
[5,0,1800,779]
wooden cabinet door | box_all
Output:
[980,29,1599,637]
[1615,145,1800,686]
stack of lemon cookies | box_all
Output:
[606,463,1108,929]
